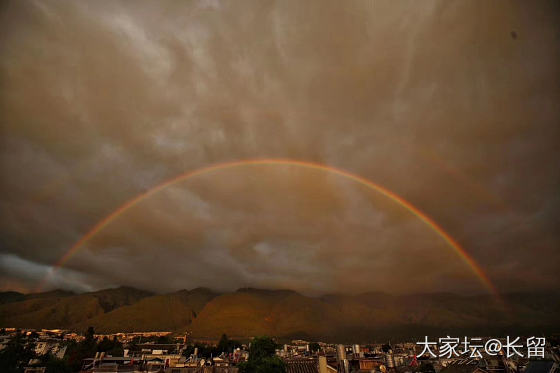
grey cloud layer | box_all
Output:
[0,0,558,294]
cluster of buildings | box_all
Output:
[0,327,84,343]
[79,344,247,372]
[1,328,558,373]
[278,342,428,373]
[75,337,559,373]
[279,339,560,373]
[74,337,560,373]
[0,327,84,355]
[93,332,175,344]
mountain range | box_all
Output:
[1,287,559,343]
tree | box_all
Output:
[127,339,141,353]
[97,336,123,356]
[65,327,97,372]
[415,362,435,373]
[40,353,72,373]
[238,336,285,373]
[217,334,241,354]
[182,343,216,358]
[0,333,36,373]
[240,357,286,373]
[248,336,277,361]
[217,334,230,353]
[156,335,174,344]
[85,327,95,342]
[309,342,320,353]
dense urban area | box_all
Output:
[0,327,559,373]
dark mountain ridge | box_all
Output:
[1,287,558,342]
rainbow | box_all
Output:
[45,159,500,297]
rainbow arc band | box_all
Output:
[44,159,499,298]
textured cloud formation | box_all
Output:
[0,253,102,292]
[0,0,559,295]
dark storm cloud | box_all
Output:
[0,253,106,292]
[0,0,558,295]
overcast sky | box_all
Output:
[1,0,558,295]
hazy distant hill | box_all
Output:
[1,287,558,342]
[0,287,151,330]
[0,291,26,305]
[0,289,75,305]
[189,289,332,339]
[186,290,560,342]
[75,288,218,333]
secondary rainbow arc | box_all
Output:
[46,158,500,297]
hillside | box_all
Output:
[1,287,559,342]
[0,287,151,330]
[188,290,560,342]
[75,288,218,333]
[0,291,25,305]
[188,289,333,339]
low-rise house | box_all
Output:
[34,340,67,359]
[439,359,493,373]
[23,368,46,373]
